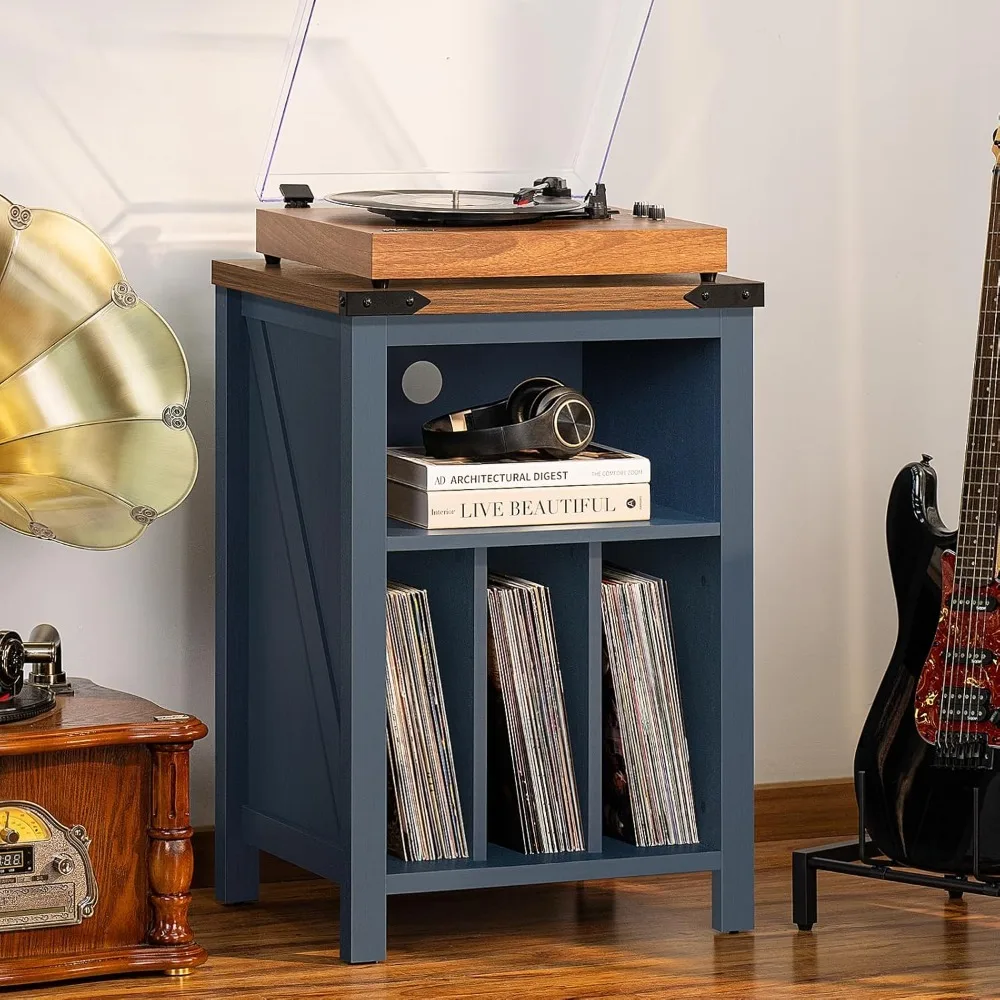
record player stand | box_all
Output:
[213,261,762,962]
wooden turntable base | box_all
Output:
[255,205,727,281]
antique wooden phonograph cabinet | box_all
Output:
[213,0,762,963]
[0,685,208,987]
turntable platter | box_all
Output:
[325,189,586,226]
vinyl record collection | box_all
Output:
[487,573,585,854]
[385,581,468,862]
[601,566,699,847]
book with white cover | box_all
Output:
[388,481,651,530]
[387,443,650,492]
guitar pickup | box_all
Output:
[941,685,991,722]
[948,593,998,612]
[943,648,996,667]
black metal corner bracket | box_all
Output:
[791,772,999,934]
[338,290,430,316]
[684,279,764,309]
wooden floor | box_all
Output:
[17,841,1000,999]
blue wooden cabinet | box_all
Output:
[214,264,758,963]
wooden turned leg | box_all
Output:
[149,743,196,947]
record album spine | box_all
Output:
[386,452,650,491]
[388,482,651,529]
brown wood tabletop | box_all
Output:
[255,205,728,281]
[212,258,762,316]
[20,840,1000,999]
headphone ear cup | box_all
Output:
[531,387,595,457]
[528,385,572,419]
[507,376,564,423]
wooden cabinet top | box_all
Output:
[213,258,763,316]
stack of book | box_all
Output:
[385,581,468,862]
[387,444,651,529]
[487,572,584,854]
[601,566,699,847]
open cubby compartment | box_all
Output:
[387,549,483,861]
[386,325,721,547]
[486,544,598,854]
[601,535,722,855]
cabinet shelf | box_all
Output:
[386,506,720,551]
[386,840,721,895]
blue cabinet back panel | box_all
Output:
[387,343,582,447]
[585,339,720,519]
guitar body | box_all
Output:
[855,459,1000,874]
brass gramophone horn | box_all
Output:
[0,195,197,549]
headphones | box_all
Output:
[422,377,596,460]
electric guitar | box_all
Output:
[856,127,1000,874]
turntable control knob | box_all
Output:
[52,854,75,876]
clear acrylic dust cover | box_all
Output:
[257,0,655,203]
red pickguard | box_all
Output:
[914,550,1000,746]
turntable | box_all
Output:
[250,0,735,287]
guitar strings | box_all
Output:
[957,168,993,746]
[958,163,1000,748]
[961,165,999,745]
[944,163,1000,748]
[972,163,1000,747]
[967,164,1000,745]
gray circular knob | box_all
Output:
[53,854,75,876]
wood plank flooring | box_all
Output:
[15,841,1000,999]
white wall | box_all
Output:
[608,0,1000,782]
[1,1,998,822]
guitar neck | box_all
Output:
[956,164,1000,585]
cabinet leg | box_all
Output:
[149,743,199,945]
[712,863,754,933]
[215,831,259,904]
[715,315,755,935]
[340,881,386,963]
[338,318,389,965]
[792,849,817,931]
[215,286,259,906]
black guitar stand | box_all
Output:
[792,771,1000,930]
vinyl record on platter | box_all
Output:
[325,188,586,225]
